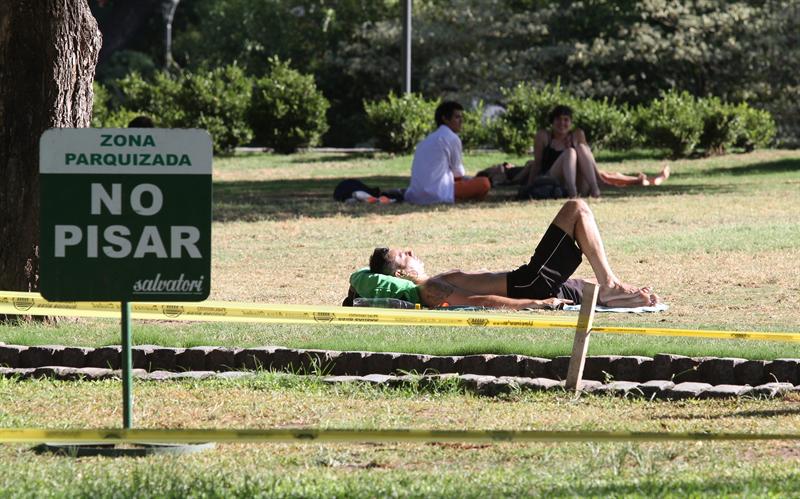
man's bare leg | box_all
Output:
[551,200,657,306]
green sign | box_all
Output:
[39,129,212,301]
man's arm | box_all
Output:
[448,135,466,179]
[418,278,570,310]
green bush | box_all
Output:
[248,57,330,153]
[697,96,743,155]
[364,92,439,153]
[117,65,253,154]
[91,81,146,128]
[572,98,637,150]
[635,90,703,157]
[91,81,112,128]
[733,104,777,151]
[460,101,495,150]
[178,65,253,154]
[494,83,574,155]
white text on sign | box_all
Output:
[54,183,201,259]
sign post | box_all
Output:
[39,128,212,431]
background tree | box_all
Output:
[93,0,799,147]
[0,0,102,299]
[91,0,161,66]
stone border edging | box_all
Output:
[0,366,796,400]
[1,343,799,386]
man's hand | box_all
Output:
[534,297,573,310]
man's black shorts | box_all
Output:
[507,224,583,302]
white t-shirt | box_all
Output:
[404,125,466,205]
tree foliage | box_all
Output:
[97,0,799,146]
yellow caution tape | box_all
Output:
[1,291,798,342]
[0,291,576,329]
[593,325,800,343]
[2,427,800,444]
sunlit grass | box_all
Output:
[2,376,800,496]
[3,148,800,495]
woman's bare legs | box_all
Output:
[551,200,658,306]
[649,164,670,185]
[574,143,601,197]
[547,147,578,197]
[597,164,671,187]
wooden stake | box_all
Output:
[565,283,599,392]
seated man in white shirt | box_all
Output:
[404,101,491,205]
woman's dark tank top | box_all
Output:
[540,132,570,174]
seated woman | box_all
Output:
[507,105,670,197]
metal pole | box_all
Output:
[401,0,412,94]
[121,301,133,429]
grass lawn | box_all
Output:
[2,374,800,496]
[2,148,800,496]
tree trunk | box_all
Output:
[0,0,102,304]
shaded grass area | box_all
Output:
[211,150,800,221]
[2,375,800,496]
[211,148,681,220]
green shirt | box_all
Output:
[349,268,422,304]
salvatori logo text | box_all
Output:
[132,273,205,294]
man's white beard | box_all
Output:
[403,259,426,279]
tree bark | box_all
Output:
[0,0,102,301]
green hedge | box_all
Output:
[572,98,638,151]
[734,103,777,151]
[249,57,330,153]
[697,96,743,155]
[110,65,253,154]
[634,90,703,158]
[460,101,494,151]
[94,62,334,155]
[93,64,776,158]
[364,92,439,154]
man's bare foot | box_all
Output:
[650,164,670,186]
[598,282,659,307]
[637,172,650,186]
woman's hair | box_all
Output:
[369,247,392,274]
[548,105,573,124]
[434,101,464,126]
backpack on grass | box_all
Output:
[515,176,567,200]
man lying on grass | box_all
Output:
[366,200,660,310]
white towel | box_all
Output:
[562,302,669,314]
